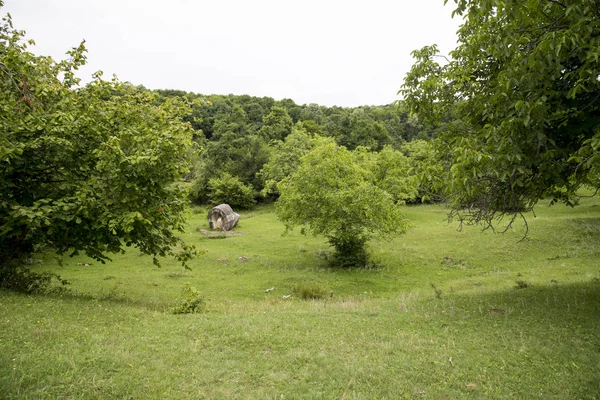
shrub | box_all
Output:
[292,281,330,300]
[208,173,256,209]
[327,236,369,268]
[0,265,69,294]
[171,283,205,314]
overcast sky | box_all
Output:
[3,0,461,107]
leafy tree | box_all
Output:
[278,98,302,122]
[400,140,447,203]
[401,0,600,230]
[258,106,293,142]
[298,103,326,124]
[259,127,333,198]
[295,120,326,136]
[212,104,250,139]
[367,146,419,204]
[189,104,270,203]
[276,143,410,267]
[343,118,391,151]
[0,9,197,277]
[240,100,266,132]
[207,173,256,209]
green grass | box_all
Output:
[1,198,599,399]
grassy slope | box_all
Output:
[1,198,599,399]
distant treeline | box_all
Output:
[152,89,442,207]
[155,90,436,146]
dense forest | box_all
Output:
[152,90,441,208]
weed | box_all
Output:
[441,256,469,270]
[515,280,531,289]
[291,281,331,300]
[99,283,122,301]
[171,283,205,314]
[430,283,442,299]
[313,250,329,259]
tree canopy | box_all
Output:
[401,0,600,229]
[276,142,411,267]
[0,9,196,272]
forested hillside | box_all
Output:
[153,90,440,207]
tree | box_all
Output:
[257,106,293,142]
[400,140,447,203]
[276,143,410,267]
[0,9,197,282]
[207,173,256,209]
[401,0,600,231]
[258,126,332,198]
[190,103,271,203]
[367,146,419,204]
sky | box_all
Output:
[3,0,461,107]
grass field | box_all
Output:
[1,197,599,399]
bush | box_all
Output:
[0,265,69,294]
[171,283,205,314]
[188,174,210,205]
[208,173,256,209]
[327,236,369,268]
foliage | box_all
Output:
[257,106,293,142]
[259,127,333,198]
[207,173,256,209]
[0,264,68,294]
[189,104,271,202]
[365,146,419,204]
[400,139,448,203]
[171,283,205,314]
[402,0,600,231]
[321,107,392,151]
[155,90,434,206]
[0,10,197,269]
[276,142,410,267]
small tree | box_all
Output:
[276,143,410,267]
[0,9,197,286]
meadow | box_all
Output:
[1,197,599,399]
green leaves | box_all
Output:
[0,10,197,267]
[401,0,600,231]
[275,142,411,267]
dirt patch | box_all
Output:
[199,229,244,238]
